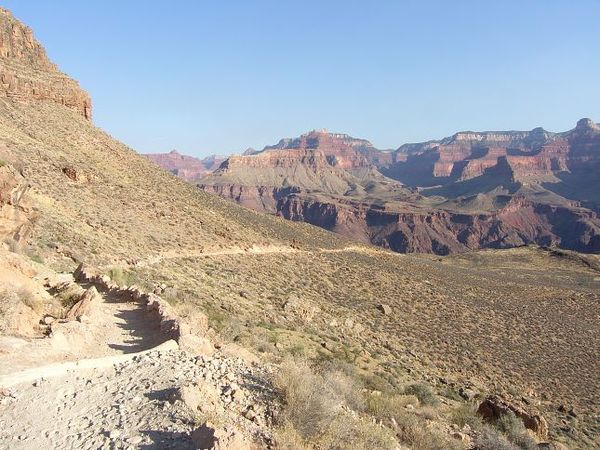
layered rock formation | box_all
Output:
[199,124,600,254]
[143,150,226,182]
[278,195,600,254]
[263,129,378,170]
[0,8,91,119]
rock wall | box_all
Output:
[73,264,182,340]
[0,8,92,120]
[0,163,35,243]
[277,195,600,255]
[143,151,226,182]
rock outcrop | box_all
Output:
[0,160,35,243]
[478,395,549,439]
[0,8,91,119]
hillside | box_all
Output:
[0,7,598,450]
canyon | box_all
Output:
[0,7,598,449]
[193,126,600,254]
[143,151,226,182]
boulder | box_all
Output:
[191,422,250,450]
[179,334,215,357]
[477,395,548,439]
[377,304,392,315]
[66,286,101,320]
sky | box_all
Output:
[3,1,600,157]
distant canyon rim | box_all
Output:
[146,122,600,255]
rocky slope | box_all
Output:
[143,150,226,182]
[199,123,600,255]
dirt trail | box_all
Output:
[143,243,395,266]
[0,282,166,379]
[0,282,199,449]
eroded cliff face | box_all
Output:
[263,129,377,169]
[0,158,35,244]
[0,8,91,119]
[387,121,600,185]
[277,195,600,255]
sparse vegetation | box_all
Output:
[450,402,482,429]
[404,382,439,406]
[494,412,537,450]
[475,425,518,450]
[107,266,139,286]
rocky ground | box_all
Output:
[0,348,273,450]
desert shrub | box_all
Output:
[273,358,367,440]
[273,423,311,450]
[273,358,341,439]
[325,369,365,412]
[441,386,464,401]
[0,159,6,167]
[4,238,21,253]
[56,285,82,309]
[392,410,463,450]
[107,266,137,286]
[474,425,518,450]
[404,382,439,406]
[288,343,306,357]
[495,412,537,450]
[451,402,482,428]
[366,392,418,421]
[319,414,398,450]
[28,253,44,264]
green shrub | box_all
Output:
[107,266,137,286]
[29,254,44,264]
[404,382,439,406]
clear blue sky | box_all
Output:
[3,1,600,156]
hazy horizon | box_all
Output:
[4,0,600,157]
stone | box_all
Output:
[42,315,55,325]
[178,334,215,357]
[66,286,101,321]
[459,387,477,401]
[108,430,120,439]
[477,395,548,439]
[377,304,392,315]
[190,423,250,450]
[127,436,142,445]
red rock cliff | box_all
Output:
[0,8,92,120]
